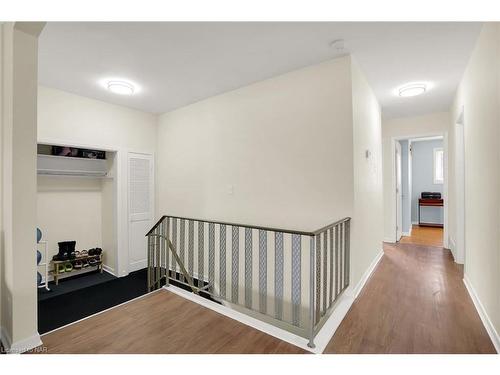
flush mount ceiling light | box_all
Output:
[106,80,135,95]
[398,83,427,97]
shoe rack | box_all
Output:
[51,254,103,285]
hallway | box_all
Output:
[325,242,496,353]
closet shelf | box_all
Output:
[37,154,108,177]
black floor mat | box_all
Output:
[38,268,148,334]
[38,270,116,301]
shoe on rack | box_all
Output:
[64,262,73,272]
[73,260,83,269]
[56,263,66,273]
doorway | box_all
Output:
[395,135,446,248]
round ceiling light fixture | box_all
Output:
[398,83,427,97]
[106,80,135,95]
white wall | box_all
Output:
[382,112,449,242]
[350,58,384,287]
[156,55,383,300]
[37,86,157,276]
[448,23,500,342]
[156,57,354,232]
[37,176,103,260]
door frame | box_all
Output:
[127,151,155,273]
[395,141,403,241]
[454,107,465,264]
[390,131,449,248]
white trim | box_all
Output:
[102,264,116,276]
[402,231,411,237]
[389,131,449,249]
[41,289,161,337]
[164,284,317,353]
[384,237,396,243]
[165,249,384,354]
[0,326,42,354]
[345,250,384,300]
[410,135,444,143]
[463,276,499,353]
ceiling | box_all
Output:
[38,22,482,118]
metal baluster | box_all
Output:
[188,220,194,277]
[340,222,344,292]
[315,235,321,323]
[147,235,151,291]
[219,224,227,298]
[160,219,165,286]
[231,226,239,304]
[308,236,316,348]
[258,230,267,314]
[322,231,327,314]
[179,219,185,283]
[172,218,178,280]
[335,224,339,299]
[329,227,334,307]
[165,218,170,285]
[274,232,284,320]
[244,228,252,308]
[156,226,161,289]
[345,220,350,287]
[209,223,215,294]
[291,234,301,326]
[198,222,205,288]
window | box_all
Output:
[433,148,444,184]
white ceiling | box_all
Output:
[38,22,482,118]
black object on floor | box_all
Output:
[38,268,148,334]
[38,271,116,301]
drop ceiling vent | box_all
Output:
[37,154,108,177]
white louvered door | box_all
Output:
[128,152,154,272]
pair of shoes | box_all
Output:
[82,259,89,268]
[55,262,73,273]
[89,258,100,267]
[88,248,102,256]
[74,260,83,269]
[57,241,76,259]
[52,253,68,262]
[80,250,88,258]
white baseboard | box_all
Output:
[102,264,116,276]
[463,275,499,353]
[0,326,42,354]
[345,250,384,300]
[383,237,396,243]
[402,231,411,236]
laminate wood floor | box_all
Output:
[38,290,305,354]
[400,225,443,247]
[324,242,496,353]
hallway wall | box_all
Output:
[448,23,500,344]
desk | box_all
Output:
[418,198,444,227]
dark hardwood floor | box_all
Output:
[325,242,496,353]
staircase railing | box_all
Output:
[146,215,351,348]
